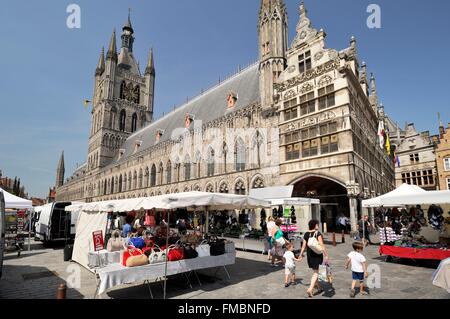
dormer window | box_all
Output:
[155,130,164,143]
[185,114,194,128]
[227,92,238,108]
[298,51,312,73]
[134,140,142,153]
[118,149,126,159]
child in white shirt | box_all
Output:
[283,243,301,288]
[345,242,368,297]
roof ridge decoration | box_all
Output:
[291,1,318,49]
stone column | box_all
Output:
[349,196,358,233]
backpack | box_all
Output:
[307,231,323,255]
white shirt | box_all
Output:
[283,251,296,268]
[267,221,276,237]
[347,251,367,273]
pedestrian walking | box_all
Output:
[283,243,301,287]
[358,215,373,246]
[299,219,329,298]
[267,216,276,261]
[345,241,368,297]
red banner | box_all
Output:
[92,230,104,252]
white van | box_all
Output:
[0,191,5,278]
[34,202,80,246]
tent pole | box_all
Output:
[28,209,32,252]
[163,209,170,300]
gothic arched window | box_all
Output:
[131,113,138,133]
[235,138,246,172]
[184,155,191,181]
[159,162,164,185]
[133,85,140,104]
[150,164,157,187]
[207,148,215,177]
[119,110,126,132]
[120,81,127,100]
[166,161,172,184]
[138,168,143,188]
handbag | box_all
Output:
[126,254,149,267]
[307,231,324,255]
[129,237,145,249]
[183,244,199,259]
[122,248,144,267]
[196,240,211,258]
[276,237,286,246]
[209,237,226,256]
[167,244,185,261]
[148,245,166,264]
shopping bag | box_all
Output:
[318,264,328,282]
[183,244,199,259]
[126,254,149,267]
[196,241,211,258]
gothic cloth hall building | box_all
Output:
[56,1,395,231]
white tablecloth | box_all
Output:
[96,252,236,295]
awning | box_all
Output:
[362,184,450,208]
[0,187,33,209]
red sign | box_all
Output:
[92,230,104,252]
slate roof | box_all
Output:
[113,62,261,164]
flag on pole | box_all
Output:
[378,120,385,149]
[83,100,91,109]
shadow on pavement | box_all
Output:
[106,256,283,299]
[0,264,85,299]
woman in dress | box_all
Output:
[299,219,329,298]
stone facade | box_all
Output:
[395,124,438,190]
[436,123,450,190]
[56,1,396,231]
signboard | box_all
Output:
[92,230,104,252]
[284,208,291,218]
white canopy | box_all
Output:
[66,192,270,213]
[362,184,450,208]
[269,198,320,206]
[0,187,32,209]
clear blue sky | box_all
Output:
[1,0,449,198]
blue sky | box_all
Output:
[0,0,449,198]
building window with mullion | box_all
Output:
[286,143,300,161]
[298,51,312,74]
[300,92,315,116]
[284,98,298,121]
[318,84,335,110]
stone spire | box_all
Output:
[145,48,155,76]
[55,151,65,188]
[106,29,117,61]
[121,9,135,52]
[360,61,368,95]
[95,47,105,76]
[438,112,445,138]
[370,73,377,96]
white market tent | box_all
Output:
[66,192,270,272]
[0,187,32,209]
[362,184,450,208]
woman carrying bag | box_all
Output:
[270,219,289,266]
[299,220,329,298]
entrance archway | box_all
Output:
[292,175,349,233]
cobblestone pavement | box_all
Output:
[0,235,448,299]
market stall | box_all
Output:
[66,192,269,298]
[0,188,32,255]
[362,185,450,262]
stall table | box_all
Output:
[94,252,236,297]
[380,245,450,261]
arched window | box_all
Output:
[123,173,127,191]
[133,85,140,104]
[252,177,265,189]
[103,180,107,195]
[159,162,164,185]
[138,168,143,188]
[235,138,246,172]
[111,177,115,194]
[133,171,137,189]
[166,161,172,184]
[235,179,246,195]
[119,175,123,193]
[120,81,127,100]
[184,155,191,181]
[150,164,157,187]
[207,148,215,177]
[219,182,229,194]
[119,110,126,132]
[144,167,149,187]
[131,113,138,133]
[128,173,132,190]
